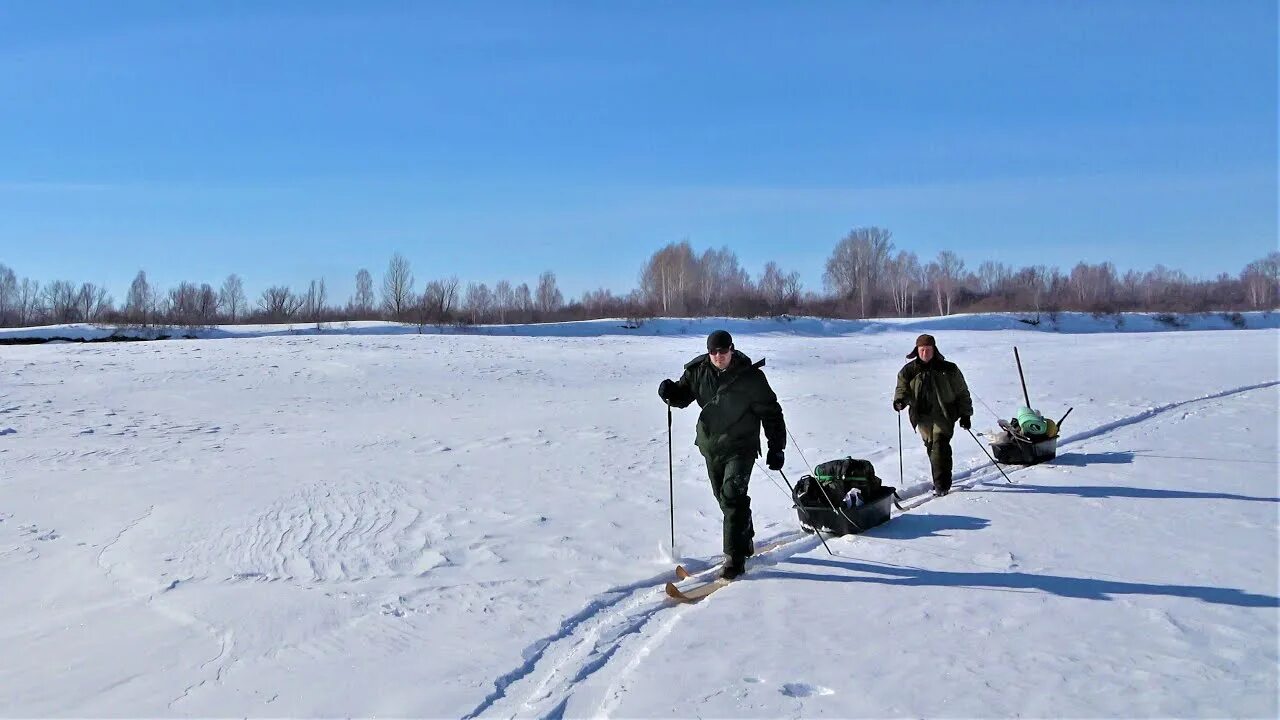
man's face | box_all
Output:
[709,345,733,370]
[917,345,935,363]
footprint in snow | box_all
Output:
[780,683,834,698]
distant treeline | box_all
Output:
[2,228,1277,330]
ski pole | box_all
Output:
[895,410,907,510]
[896,410,904,489]
[666,401,675,552]
[965,427,1015,484]
[778,470,836,556]
[785,427,816,476]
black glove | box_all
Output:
[959,415,972,430]
[658,379,676,403]
[893,399,906,412]
[766,448,784,471]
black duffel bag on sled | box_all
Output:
[791,456,896,536]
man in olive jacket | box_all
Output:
[658,329,786,579]
[893,334,973,496]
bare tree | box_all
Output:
[514,282,533,322]
[219,274,246,322]
[381,252,415,321]
[1141,265,1189,309]
[43,280,80,323]
[352,268,374,316]
[1068,262,1119,311]
[420,276,461,323]
[17,278,40,326]
[493,280,514,323]
[167,282,208,327]
[0,264,16,326]
[1010,265,1057,315]
[887,251,923,316]
[535,270,563,315]
[926,250,966,316]
[125,270,153,326]
[258,286,304,321]
[697,246,751,314]
[639,241,698,314]
[76,283,112,322]
[580,288,622,316]
[198,283,218,325]
[464,282,494,324]
[757,262,802,313]
[977,261,1012,295]
[824,227,895,318]
[302,278,328,324]
[1241,252,1280,309]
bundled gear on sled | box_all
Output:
[989,347,1073,465]
[791,457,896,536]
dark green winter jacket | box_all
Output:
[666,350,786,461]
[894,353,973,428]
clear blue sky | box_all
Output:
[1,1,1275,302]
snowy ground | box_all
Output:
[1,322,1276,717]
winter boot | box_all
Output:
[720,555,746,580]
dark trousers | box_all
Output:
[918,421,955,493]
[704,454,755,557]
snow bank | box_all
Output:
[2,310,1276,343]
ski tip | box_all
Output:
[664,582,683,599]
[675,565,691,580]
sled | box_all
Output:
[990,427,1058,465]
[794,484,896,536]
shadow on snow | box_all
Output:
[867,513,991,540]
[770,557,1280,608]
[988,483,1279,504]
[1053,451,1136,465]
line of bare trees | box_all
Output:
[1,236,1276,329]
[818,228,1280,318]
[629,231,1279,319]
[0,255,572,330]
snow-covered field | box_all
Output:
[1,321,1276,717]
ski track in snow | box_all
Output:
[462,530,817,720]
[464,378,1279,718]
[93,505,242,711]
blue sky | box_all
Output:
[0,1,1275,302]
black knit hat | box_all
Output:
[706,329,733,352]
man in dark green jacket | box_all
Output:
[658,329,786,579]
[893,334,973,496]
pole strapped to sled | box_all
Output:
[1014,346,1032,409]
